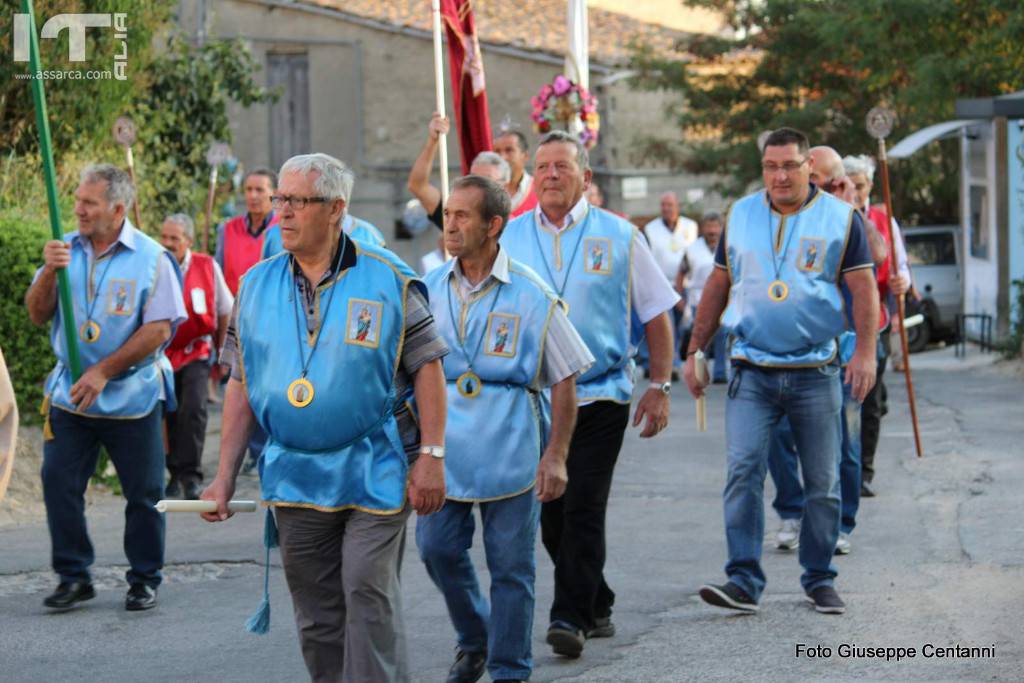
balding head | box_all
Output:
[808,146,844,185]
[659,191,679,224]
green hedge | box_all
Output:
[0,211,57,424]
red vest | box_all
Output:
[166,252,217,371]
[510,188,538,218]
[223,214,275,295]
[867,205,893,330]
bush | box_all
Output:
[0,211,57,423]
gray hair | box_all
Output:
[80,163,135,212]
[843,154,876,181]
[452,175,512,235]
[537,130,590,172]
[700,210,724,226]
[470,151,511,183]
[163,213,195,240]
[279,153,355,204]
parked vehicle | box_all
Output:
[901,225,962,352]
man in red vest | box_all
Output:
[215,168,278,296]
[160,214,233,499]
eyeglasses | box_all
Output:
[761,160,807,175]
[270,195,331,210]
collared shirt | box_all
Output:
[680,237,717,309]
[509,171,534,211]
[34,220,187,329]
[220,235,449,456]
[862,203,912,281]
[214,211,276,270]
[535,197,680,324]
[643,214,699,281]
[446,247,594,388]
[182,249,234,318]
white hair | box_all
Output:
[279,153,355,203]
[163,213,195,239]
[843,154,876,181]
[471,151,511,183]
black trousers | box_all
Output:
[860,328,890,484]
[166,360,209,485]
[541,400,631,631]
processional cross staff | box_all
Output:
[203,142,232,253]
[112,115,144,231]
[866,106,924,458]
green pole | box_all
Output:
[22,0,82,382]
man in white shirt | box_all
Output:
[501,131,679,660]
[643,192,698,374]
[677,211,727,383]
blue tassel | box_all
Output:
[246,508,277,635]
[245,593,271,634]
[263,507,279,549]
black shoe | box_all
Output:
[182,480,201,501]
[165,478,181,498]
[712,377,728,384]
[805,585,846,614]
[699,582,759,613]
[446,648,486,683]
[494,680,526,682]
[43,581,95,609]
[860,481,876,498]
[671,369,680,382]
[125,584,158,611]
[586,616,616,638]
[546,620,585,658]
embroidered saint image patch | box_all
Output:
[484,312,521,358]
[796,238,826,273]
[345,298,383,349]
[584,237,612,275]
[106,279,136,316]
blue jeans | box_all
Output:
[768,374,862,534]
[723,363,842,600]
[42,406,166,587]
[416,491,539,681]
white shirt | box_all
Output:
[643,215,699,281]
[681,237,717,309]
[537,198,680,325]
[420,248,446,276]
[448,247,594,388]
[509,171,534,212]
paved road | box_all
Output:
[1,347,1021,682]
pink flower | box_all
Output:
[552,75,572,96]
[540,84,554,98]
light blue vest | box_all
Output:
[722,190,854,367]
[261,214,386,260]
[501,206,635,403]
[238,241,417,513]
[424,258,557,501]
[46,224,180,418]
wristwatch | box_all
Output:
[419,445,445,459]
[649,381,671,396]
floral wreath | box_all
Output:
[530,75,600,149]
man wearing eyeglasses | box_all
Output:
[202,153,448,682]
[684,128,879,616]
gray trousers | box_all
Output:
[275,504,411,683]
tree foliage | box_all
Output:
[630,0,1024,223]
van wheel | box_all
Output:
[906,316,931,353]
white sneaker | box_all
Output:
[776,518,800,550]
[834,533,851,555]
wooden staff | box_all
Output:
[430,0,450,258]
[113,116,143,230]
[203,142,231,254]
[867,107,923,458]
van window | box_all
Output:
[905,232,956,266]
